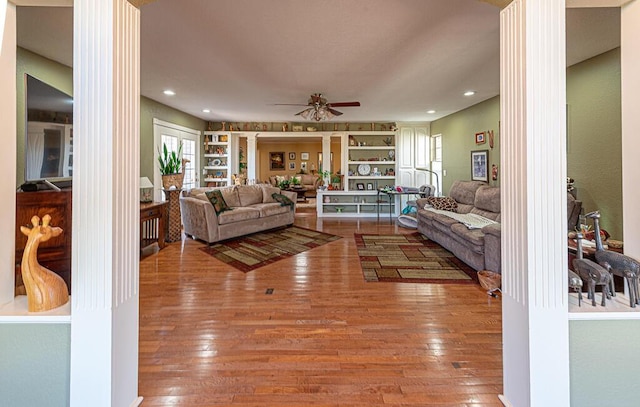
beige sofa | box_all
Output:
[180,184,297,244]
[268,174,321,197]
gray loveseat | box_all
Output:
[180,184,297,244]
[416,181,501,273]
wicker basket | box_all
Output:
[477,270,501,292]
[161,173,184,190]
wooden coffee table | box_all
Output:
[287,186,307,202]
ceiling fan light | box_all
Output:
[299,108,314,120]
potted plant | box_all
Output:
[157,142,185,189]
[317,170,330,189]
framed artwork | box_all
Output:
[356,183,365,190]
[301,152,309,160]
[301,162,308,171]
[270,152,285,170]
[289,162,296,170]
[471,150,489,182]
[289,152,296,160]
[475,132,486,144]
[366,183,374,190]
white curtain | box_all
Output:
[26,129,44,180]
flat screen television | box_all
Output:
[24,74,73,189]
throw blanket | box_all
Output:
[426,208,497,229]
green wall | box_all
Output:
[139,97,207,180]
[567,48,622,239]
[0,324,71,406]
[430,48,622,238]
[15,47,207,186]
[16,47,73,187]
[570,320,640,406]
[430,96,501,194]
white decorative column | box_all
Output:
[70,1,141,406]
[0,0,16,305]
[247,133,257,181]
[622,0,640,259]
[500,0,569,406]
[322,134,331,184]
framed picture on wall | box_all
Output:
[270,152,285,170]
[289,152,296,160]
[471,150,489,182]
[301,152,309,160]
[289,162,296,170]
[475,132,486,144]
[301,162,308,171]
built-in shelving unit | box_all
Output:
[316,190,393,218]
[202,131,231,187]
[318,131,398,217]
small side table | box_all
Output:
[162,189,183,243]
[140,201,167,253]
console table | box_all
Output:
[140,201,167,253]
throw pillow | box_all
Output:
[427,196,458,212]
[261,185,281,203]
[272,192,294,208]
[205,189,233,215]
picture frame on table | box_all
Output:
[366,183,374,190]
[270,152,285,170]
[289,152,296,160]
[471,150,489,182]
[356,183,365,190]
[475,131,486,144]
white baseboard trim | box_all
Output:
[498,394,513,406]
[129,396,143,407]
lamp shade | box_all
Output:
[140,177,154,202]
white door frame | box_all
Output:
[152,118,200,201]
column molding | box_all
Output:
[500,0,569,405]
[69,1,141,406]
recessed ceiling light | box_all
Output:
[163,90,175,96]
[427,110,436,114]
[202,109,211,113]
[463,91,476,96]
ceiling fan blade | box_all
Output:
[327,101,360,107]
[294,109,308,116]
[273,103,311,106]
[327,107,343,116]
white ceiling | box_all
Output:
[16,1,620,123]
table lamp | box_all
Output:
[140,177,154,203]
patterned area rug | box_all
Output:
[355,232,478,284]
[200,226,340,272]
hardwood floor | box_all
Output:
[139,213,503,406]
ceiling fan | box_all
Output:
[275,93,360,121]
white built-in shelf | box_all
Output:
[0,296,71,323]
[348,176,396,180]
[349,160,396,165]
[568,292,640,320]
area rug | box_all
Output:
[200,226,340,272]
[355,232,478,284]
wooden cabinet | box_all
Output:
[15,190,72,293]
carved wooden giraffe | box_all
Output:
[20,214,69,312]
